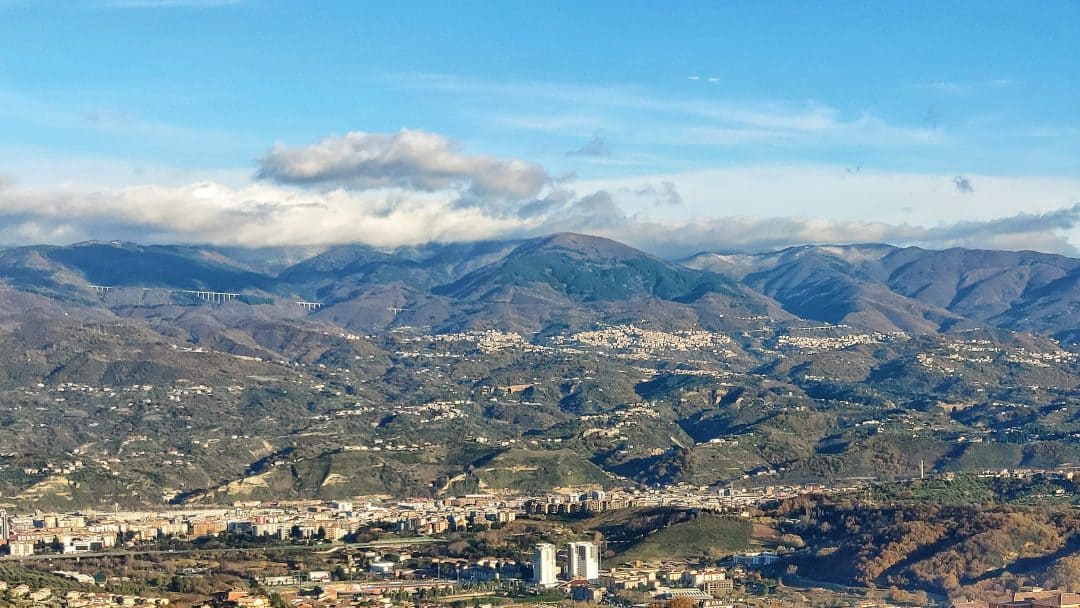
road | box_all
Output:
[0,537,444,562]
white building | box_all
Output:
[63,536,110,554]
[8,539,34,557]
[532,543,558,587]
[566,541,600,581]
[370,561,396,576]
[732,550,779,567]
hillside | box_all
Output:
[775,488,1080,598]
[0,234,1078,508]
[613,511,754,563]
[428,233,785,333]
[682,244,1080,341]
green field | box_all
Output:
[465,448,612,492]
[615,513,754,563]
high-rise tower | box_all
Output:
[532,543,558,586]
[566,541,600,581]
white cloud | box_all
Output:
[1,171,1077,256]
[400,73,934,145]
[257,129,549,201]
[593,206,1080,258]
[0,181,536,248]
[1,128,1078,256]
[577,166,1080,228]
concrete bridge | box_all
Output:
[178,290,240,304]
[85,285,247,304]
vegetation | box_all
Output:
[593,509,753,563]
[1,237,1080,509]
[774,493,1080,598]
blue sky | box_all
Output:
[1,1,1078,254]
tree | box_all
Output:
[667,597,697,608]
[779,533,805,549]
[1040,554,1080,589]
[447,541,471,556]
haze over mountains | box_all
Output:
[3,233,1079,343]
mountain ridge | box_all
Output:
[3,233,1080,340]
[681,242,1080,341]
[1,233,1080,508]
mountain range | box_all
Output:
[2,233,1079,342]
[683,244,1080,341]
[1,233,1079,509]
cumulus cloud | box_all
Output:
[256,129,549,201]
[2,128,1079,257]
[1,177,1076,257]
[0,181,533,248]
[923,203,1079,244]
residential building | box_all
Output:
[532,543,558,587]
[567,541,600,581]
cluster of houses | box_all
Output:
[0,581,169,607]
[0,496,524,557]
[0,481,857,559]
[776,331,903,351]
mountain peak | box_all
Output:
[523,232,652,260]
